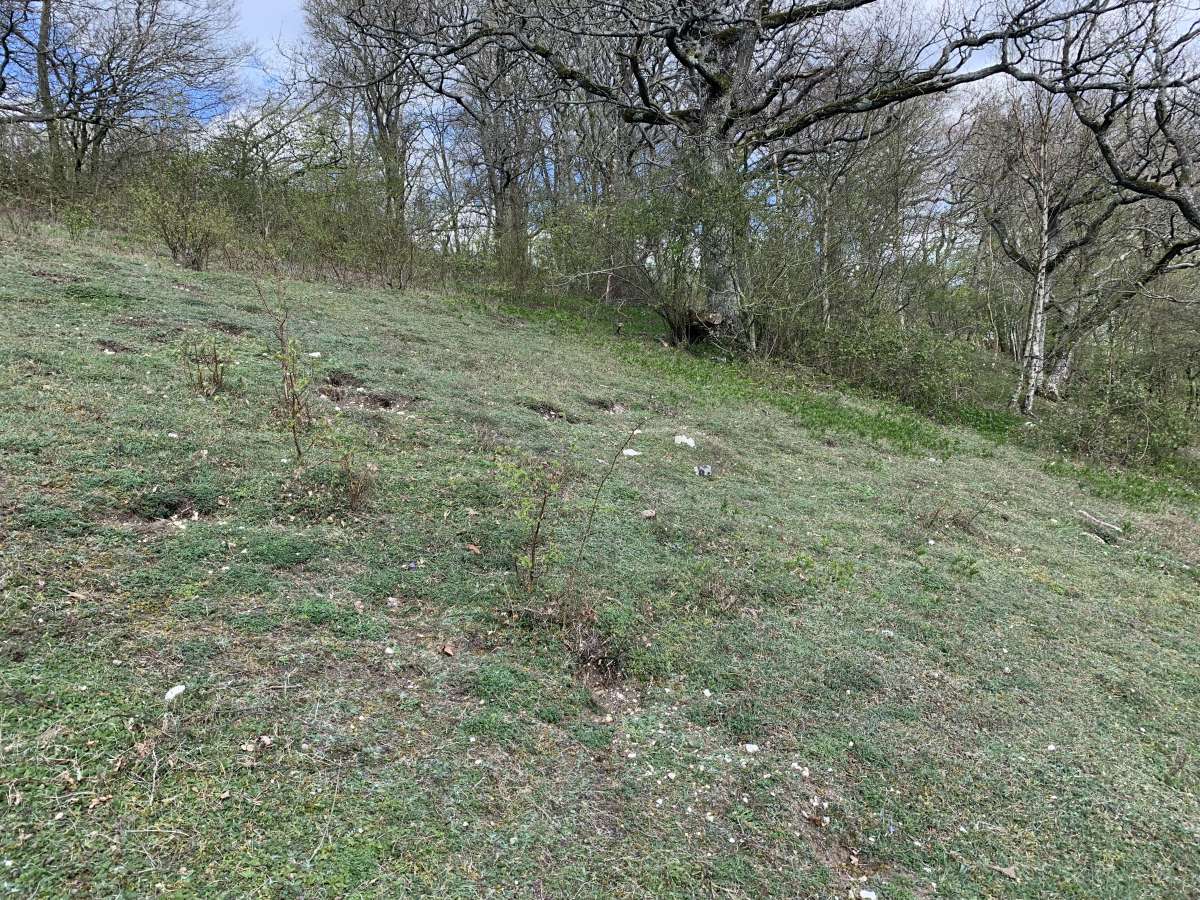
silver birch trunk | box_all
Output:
[1012,205,1052,414]
[1042,349,1073,401]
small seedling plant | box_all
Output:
[504,422,646,678]
[259,281,313,463]
[179,337,230,397]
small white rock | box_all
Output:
[744,743,760,754]
[674,434,696,448]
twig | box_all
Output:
[560,420,646,617]
[525,486,552,594]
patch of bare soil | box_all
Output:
[319,371,419,411]
[208,320,248,336]
[584,397,628,415]
[97,338,136,354]
[528,401,581,423]
[30,269,82,285]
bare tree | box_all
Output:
[307,0,423,282]
[956,83,1142,411]
[347,0,1152,336]
[1001,1,1200,372]
[1,1,38,123]
[12,0,244,183]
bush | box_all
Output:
[60,204,96,240]
[780,317,997,426]
[1052,372,1196,467]
[136,151,233,270]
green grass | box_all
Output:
[2,228,1199,897]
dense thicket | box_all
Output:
[2,0,1198,471]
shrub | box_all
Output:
[60,204,96,240]
[776,316,999,427]
[259,285,314,462]
[136,151,233,271]
[1052,372,1196,467]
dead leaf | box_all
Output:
[466,543,482,555]
[991,865,1018,881]
[440,642,456,657]
[38,723,67,748]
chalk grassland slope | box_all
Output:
[1,233,1198,897]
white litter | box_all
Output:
[674,434,696,448]
[164,684,186,704]
[622,449,642,457]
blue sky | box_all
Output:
[237,0,305,53]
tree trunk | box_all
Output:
[695,141,747,334]
[495,177,529,288]
[1042,348,1073,401]
[36,0,62,184]
[818,181,834,329]
[1012,210,1051,414]
[377,129,411,287]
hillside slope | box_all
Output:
[2,233,1198,898]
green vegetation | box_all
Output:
[2,233,1198,898]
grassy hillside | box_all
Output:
[2,232,1198,898]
